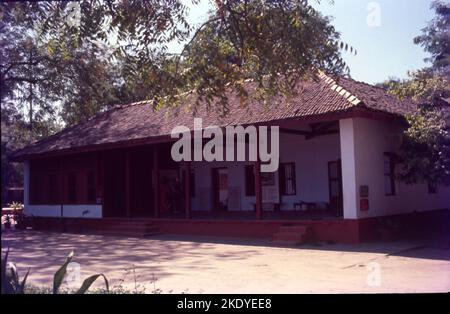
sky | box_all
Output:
[169,0,436,84]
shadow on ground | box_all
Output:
[1,229,449,293]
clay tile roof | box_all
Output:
[11,73,417,159]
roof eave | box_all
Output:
[9,107,404,162]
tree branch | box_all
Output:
[174,17,221,77]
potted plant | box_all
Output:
[14,212,29,230]
[3,214,11,229]
[9,202,24,229]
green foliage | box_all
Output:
[75,274,109,294]
[171,0,349,113]
[398,107,450,185]
[52,250,109,294]
[53,251,74,294]
[1,2,65,197]
[1,0,350,195]
[381,69,449,103]
[23,285,145,294]
[414,0,450,76]
[1,0,349,118]
[1,248,30,294]
[379,1,450,186]
[382,71,450,185]
[1,249,109,294]
[1,102,27,198]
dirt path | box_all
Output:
[2,230,449,293]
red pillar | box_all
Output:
[153,147,160,218]
[184,161,191,219]
[255,159,262,220]
[125,151,131,218]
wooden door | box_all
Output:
[212,167,228,211]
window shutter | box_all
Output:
[279,164,286,195]
[289,164,296,194]
[383,152,396,196]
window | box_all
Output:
[87,170,96,203]
[245,165,255,196]
[384,153,396,196]
[67,172,77,203]
[280,163,296,195]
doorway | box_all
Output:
[328,160,343,215]
[103,150,126,217]
[212,167,228,211]
[128,148,154,217]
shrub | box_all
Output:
[1,248,109,294]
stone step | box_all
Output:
[272,232,305,243]
[272,224,310,245]
[101,221,160,238]
[101,230,161,238]
[278,225,308,234]
[104,224,158,232]
[272,239,304,245]
[111,221,155,227]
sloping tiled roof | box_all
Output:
[12,73,417,159]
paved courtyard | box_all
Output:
[1,230,449,293]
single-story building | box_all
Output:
[10,73,450,243]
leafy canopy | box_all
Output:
[0,0,350,194]
[1,1,349,118]
[414,0,450,77]
[399,108,449,185]
[380,0,450,186]
[175,0,346,114]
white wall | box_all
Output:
[279,132,341,209]
[25,205,102,218]
[340,119,358,219]
[191,132,341,211]
[340,117,450,219]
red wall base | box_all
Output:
[23,209,449,244]
[357,208,450,242]
[154,219,361,243]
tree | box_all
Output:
[172,0,347,113]
[382,70,450,186]
[2,1,350,111]
[414,0,450,77]
[398,107,449,186]
[380,0,450,186]
[1,102,27,205]
[0,4,62,141]
[1,0,350,197]
[381,69,449,103]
